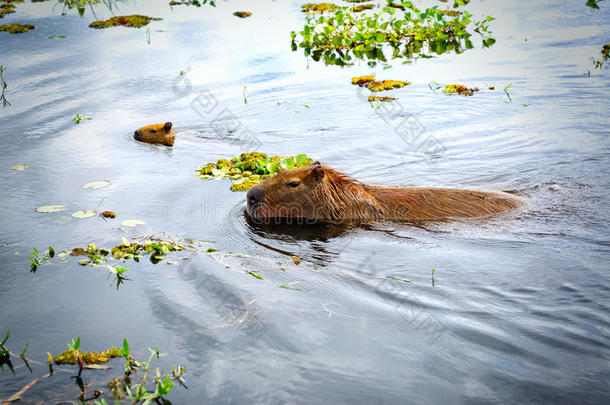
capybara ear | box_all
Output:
[163,122,173,132]
[311,163,325,181]
[310,161,321,167]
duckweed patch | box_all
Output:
[196,152,314,191]
[89,15,162,29]
[0,23,35,34]
[443,84,479,96]
[54,347,122,365]
[293,1,495,66]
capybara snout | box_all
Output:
[133,122,175,146]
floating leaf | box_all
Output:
[35,204,67,213]
[121,219,146,227]
[248,271,266,280]
[82,180,110,190]
[72,210,96,219]
[10,165,28,171]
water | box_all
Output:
[1,0,609,403]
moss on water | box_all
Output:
[301,3,338,13]
[443,84,479,96]
[55,347,122,365]
[89,15,162,29]
[352,4,374,12]
[352,75,410,92]
[368,95,396,102]
[0,23,35,34]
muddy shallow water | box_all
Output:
[1,0,609,403]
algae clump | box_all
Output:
[0,23,34,34]
[443,84,479,96]
[55,347,122,365]
[89,15,162,29]
[301,3,338,13]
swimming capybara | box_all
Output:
[246,162,525,223]
[133,122,175,146]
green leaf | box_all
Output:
[248,271,266,280]
[1,329,9,346]
[122,338,130,356]
[35,204,67,213]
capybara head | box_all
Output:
[246,162,370,223]
[133,122,175,146]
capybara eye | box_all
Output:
[150,129,157,133]
[287,181,301,188]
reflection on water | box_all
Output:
[0,0,609,403]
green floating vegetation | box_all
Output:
[169,0,216,6]
[353,4,375,12]
[0,3,17,19]
[352,75,410,92]
[301,3,339,13]
[0,23,35,34]
[196,152,313,191]
[442,84,479,96]
[55,347,122,365]
[292,0,495,66]
[70,239,183,264]
[89,15,162,29]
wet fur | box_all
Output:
[134,122,175,146]
[246,163,525,223]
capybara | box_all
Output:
[246,162,525,223]
[133,122,175,146]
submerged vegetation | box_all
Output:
[196,152,314,191]
[292,0,495,66]
[89,15,162,29]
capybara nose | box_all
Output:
[247,187,263,207]
[134,130,142,140]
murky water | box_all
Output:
[1,0,609,403]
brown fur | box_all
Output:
[246,162,525,223]
[134,122,175,146]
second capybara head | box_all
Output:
[133,122,175,146]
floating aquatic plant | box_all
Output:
[35,204,67,213]
[10,164,27,170]
[0,23,35,34]
[72,209,97,219]
[233,11,252,18]
[121,219,146,227]
[292,0,495,66]
[72,113,91,123]
[368,95,396,102]
[301,3,339,13]
[82,180,110,189]
[442,84,479,96]
[196,152,314,191]
[89,15,162,29]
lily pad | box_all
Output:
[36,204,67,213]
[121,219,146,227]
[82,180,110,190]
[72,210,96,219]
[10,165,28,171]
